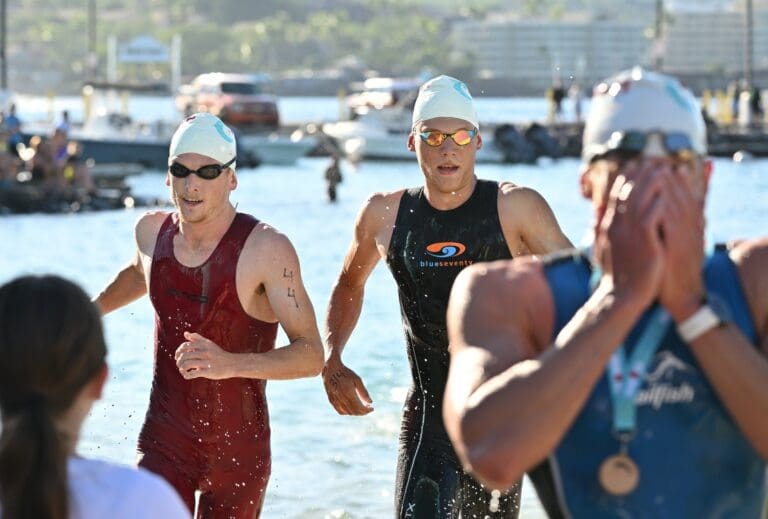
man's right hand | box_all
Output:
[594,159,667,310]
[322,357,374,415]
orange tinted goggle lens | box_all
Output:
[419,129,477,147]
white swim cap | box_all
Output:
[582,67,706,162]
[412,75,479,130]
[169,112,237,170]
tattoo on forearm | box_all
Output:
[283,268,294,282]
[287,288,299,308]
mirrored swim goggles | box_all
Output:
[418,128,478,147]
[169,157,236,180]
[588,130,696,162]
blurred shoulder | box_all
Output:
[729,237,768,263]
[454,255,548,304]
[729,236,768,290]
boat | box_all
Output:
[238,129,318,166]
[23,110,316,170]
[323,74,567,163]
[63,111,175,170]
[321,104,564,164]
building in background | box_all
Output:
[663,2,768,75]
[451,12,651,95]
[450,0,768,95]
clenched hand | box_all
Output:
[175,331,235,380]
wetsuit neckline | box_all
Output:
[170,211,242,269]
[418,177,484,214]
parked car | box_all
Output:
[176,73,279,129]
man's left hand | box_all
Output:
[175,331,235,380]
[658,160,706,322]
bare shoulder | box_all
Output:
[135,210,169,235]
[730,237,768,289]
[497,182,549,207]
[360,189,405,220]
[730,236,768,267]
[134,211,170,256]
[244,221,298,264]
[495,181,571,255]
[730,238,768,316]
[496,182,555,222]
[355,189,405,236]
[497,180,519,194]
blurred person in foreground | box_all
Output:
[444,67,768,517]
[0,274,190,519]
[321,75,572,518]
[94,113,324,518]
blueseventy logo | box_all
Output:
[426,242,466,258]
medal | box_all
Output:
[598,453,640,496]
[590,297,670,498]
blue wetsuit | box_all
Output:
[531,246,766,518]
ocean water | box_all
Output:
[1,96,767,518]
[9,92,580,128]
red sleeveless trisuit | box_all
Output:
[138,212,277,518]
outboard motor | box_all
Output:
[492,124,537,164]
[524,122,562,159]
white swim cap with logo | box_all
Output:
[168,112,237,170]
[582,67,706,163]
[412,75,479,130]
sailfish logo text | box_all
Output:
[426,242,466,258]
[636,351,696,409]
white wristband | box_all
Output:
[676,304,722,343]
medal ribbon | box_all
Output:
[590,268,671,435]
[606,306,670,434]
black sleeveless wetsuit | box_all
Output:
[386,180,521,518]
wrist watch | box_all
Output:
[676,294,731,343]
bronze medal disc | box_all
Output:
[598,453,640,496]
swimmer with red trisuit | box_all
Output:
[95,113,324,518]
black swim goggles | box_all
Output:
[169,157,236,180]
[589,130,696,162]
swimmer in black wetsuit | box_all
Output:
[321,75,572,518]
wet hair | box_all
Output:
[0,275,107,519]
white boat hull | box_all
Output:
[238,132,317,165]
